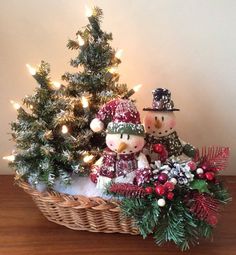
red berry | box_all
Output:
[188,161,197,171]
[155,185,165,196]
[208,215,218,226]
[145,187,153,194]
[167,192,174,200]
[198,173,205,179]
[164,181,175,191]
[205,171,215,181]
[153,144,164,153]
[158,173,168,184]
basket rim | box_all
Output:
[15,176,122,211]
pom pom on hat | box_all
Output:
[90,118,104,133]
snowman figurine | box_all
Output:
[143,88,196,162]
[90,98,151,190]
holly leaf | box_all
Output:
[190,180,210,193]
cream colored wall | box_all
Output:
[0,0,235,174]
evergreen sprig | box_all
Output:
[118,179,230,250]
[121,197,161,238]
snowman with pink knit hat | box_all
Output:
[90,98,151,190]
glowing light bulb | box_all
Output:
[29,105,34,110]
[83,154,94,163]
[85,5,93,17]
[10,100,21,110]
[77,35,85,46]
[61,125,68,134]
[26,64,36,75]
[109,67,118,74]
[133,84,142,92]
[81,96,89,108]
[115,49,123,59]
[3,155,15,162]
[51,81,61,90]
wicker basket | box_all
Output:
[16,179,139,235]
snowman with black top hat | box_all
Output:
[143,88,196,162]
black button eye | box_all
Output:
[148,126,150,129]
[120,134,123,139]
[155,116,158,121]
[162,116,164,121]
[127,134,130,140]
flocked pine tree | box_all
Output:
[8,6,129,186]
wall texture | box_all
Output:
[0,0,235,174]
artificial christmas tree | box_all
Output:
[8,6,130,186]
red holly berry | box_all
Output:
[188,161,197,171]
[205,171,215,181]
[167,192,174,200]
[155,185,165,196]
[145,187,153,194]
[158,173,168,184]
[164,181,175,191]
[153,144,164,154]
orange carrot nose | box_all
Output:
[155,118,162,129]
[117,142,127,153]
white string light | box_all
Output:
[77,35,85,46]
[51,81,61,90]
[108,67,118,74]
[10,100,21,110]
[3,155,15,162]
[85,5,93,17]
[61,125,68,134]
[83,154,94,163]
[115,49,123,59]
[133,84,142,92]
[26,64,36,75]
[81,96,89,108]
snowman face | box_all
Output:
[144,111,176,137]
[106,133,145,154]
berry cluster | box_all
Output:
[187,161,216,182]
[145,172,176,207]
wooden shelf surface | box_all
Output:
[0,175,235,255]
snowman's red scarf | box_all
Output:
[145,131,183,157]
[99,148,139,178]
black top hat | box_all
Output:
[143,88,179,111]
